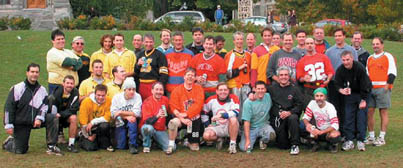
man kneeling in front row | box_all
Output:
[202,83,240,154]
[301,88,341,153]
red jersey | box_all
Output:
[139,96,169,131]
[315,43,326,54]
[190,53,226,92]
[296,53,334,88]
[224,50,251,89]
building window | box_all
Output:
[27,0,46,8]
[0,0,11,5]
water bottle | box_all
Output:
[202,73,207,85]
[243,60,248,73]
[310,125,316,138]
[142,57,147,68]
[187,122,192,134]
[115,116,125,127]
[346,81,351,95]
[246,145,252,153]
[161,105,167,117]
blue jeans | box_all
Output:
[141,124,169,151]
[215,18,222,25]
[115,121,137,149]
[344,93,368,141]
[239,123,275,152]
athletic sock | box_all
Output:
[230,140,236,144]
[379,131,386,139]
[169,140,175,147]
[368,131,375,138]
[69,138,75,146]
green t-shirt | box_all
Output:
[242,93,272,129]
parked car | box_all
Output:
[315,19,352,27]
[154,11,206,23]
[242,16,288,33]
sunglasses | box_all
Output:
[75,42,84,45]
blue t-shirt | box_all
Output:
[215,9,223,19]
[242,93,272,129]
[325,44,358,72]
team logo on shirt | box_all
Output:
[168,60,189,74]
[196,63,214,72]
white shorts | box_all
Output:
[205,124,229,138]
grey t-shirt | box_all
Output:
[293,47,306,57]
[267,49,302,80]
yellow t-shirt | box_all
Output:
[46,47,79,86]
[79,95,112,126]
[106,81,123,99]
[90,48,110,72]
[104,48,136,78]
[79,76,110,97]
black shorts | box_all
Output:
[179,117,202,144]
[59,115,72,128]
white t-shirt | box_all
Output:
[110,92,142,118]
[303,100,339,130]
[202,94,240,126]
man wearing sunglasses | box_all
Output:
[71,36,90,87]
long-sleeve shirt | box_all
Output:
[110,92,142,118]
[367,51,397,89]
[334,61,372,100]
[135,48,168,84]
[139,96,169,131]
[224,50,251,89]
[169,84,205,119]
[250,44,280,86]
[164,48,194,93]
[79,94,111,126]
[268,83,303,122]
[267,49,302,81]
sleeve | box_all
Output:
[89,52,96,72]
[79,99,90,126]
[351,48,358,61]
[110,95,120,118]
[296,59,305,81]
[328,105,339,130]
[103,56,111,74]
[158,53,169,84]
[290,87,303,116]
[302,101,314,121]
[134,56,142,78]
[267,53,277,79]
[250,52,258,87]
[78,82,87,96]
[334,68,344,91]
[129,52,137,75]
[324,56,335,76]
[222,95,240,119]
[386,53,397,84]
[35,88,48,122]
[358,65,371,100]
[141,99,158,125]
[73,57,83,71]
[59,95,79,118]
[132,94,142,117]
[61,57,77,67]
[4,87,16,129]
[47,50,65,67]
[201,99,211,123]
[241,100,252,121]
[186,86,205,119]
[169,87,182,113]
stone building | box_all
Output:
[0,0,72,30]
[236,0,277,20]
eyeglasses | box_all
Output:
[75,42,84,45]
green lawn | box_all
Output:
[0,30,402,167]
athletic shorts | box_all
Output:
[205,124,229,138]
[368,88,391,108]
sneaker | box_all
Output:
[47,145,63,156]
[290,145,299,155]
[143,147,150,153]
[129,144,138,154]
[330,143,338,153]
[106,145,115,152]
[189,143,199,151]
[373,137,386,147]
[311,142,320,152]
[342,141,354,151]
[357,141,366,151]
[216,138,224,150]
[259,139,267,150]
[165,145,174,155]
[228,143,237,154]
[2,136,14,150]
[80,127,89,139]
[67,144,79,153]
[57,134,67,144]
[364,136,375,145]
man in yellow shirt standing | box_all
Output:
[90,34,114,76]
[104,33,136,80]
[79,59,110,102]
[47,29,82,94]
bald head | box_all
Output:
[305,37,316,55]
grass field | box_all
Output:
[0,30,402,168]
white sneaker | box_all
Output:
[357,141,366,151]
[228,143,237,154]
[373,137,386,146]
[364,136,375,145]
[259,139,267,150]
[165,146,174,155]
[143,147,150,153]
[342,141,354,151]
[290,145,299,155]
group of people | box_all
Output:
[3,26,396,157]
